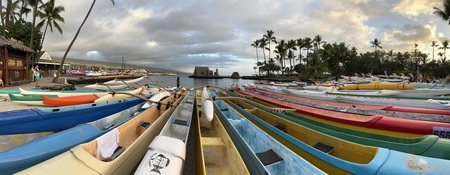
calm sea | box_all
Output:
[134,73,257,89]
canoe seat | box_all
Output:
[110,146,125,160]
[313,142,334,154]
[274,123,286,132]
[256,149,283,166]
[172,119,190,126]
[220,108,228,111]
[201,137,226,146]
[139,121,151,128]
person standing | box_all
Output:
[33,65,40,87]
[176,77,180,88]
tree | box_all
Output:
[29,0,41,66]
[296,38,304,65]
[250,39,261,75]
[53,0,115,83]
[313,35,325,51]
[263,30,276,60]
[259,38,268,63]
[37,0,65,52]
[370,38,382,62]
[439,40,449,62]
[303,37,313,64]
[433,0,450,24]
[431,40,439,61]
[274,39,287,74]
[286,39,297,69]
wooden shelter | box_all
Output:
[0,36,34,86]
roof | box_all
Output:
[0,36,34,53]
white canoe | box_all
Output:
[17,91,184,175]
[134,90,195,175]
[328,88,402,96]
[19,87,109,97]
[141,91,172,109]
[94,86,144,102]
[201,87,214,121]
[84,83,129,91]
[104,76,145,85]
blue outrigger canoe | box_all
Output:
[214,100,326,175]
[0,96,154,175]
[212,97,450,174]
[0,95,150,135]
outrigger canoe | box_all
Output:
[17,90,185,175]
[42,94,100,106]
[194,90,250,175]
[0,95,149,135]
[134,90,195,174]
[214,99,450,175]
[20,87,109,97]
[340,82,414,90]
[223,96,450,160]
[84,83,129,91]
[104,76,144,85]
[0,93,157,175]
[8,94,58,106]
[214,99,326,175]
[235,86,450,137]
[94,86,145,102]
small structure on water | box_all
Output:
[230,72,240,79]
[189,66,224,79]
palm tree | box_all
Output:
[313,35,325,51]
[251,39,261,75]
[53,0,115,83]
[29,0,41,68]
[286,39,297,69]
[433,0,450,24]
[296,38,304,65]
[370,38,382,61]
[439,40,450,62]
[250,40,260,64]
[37,0,65,52]
[303,37,313,64]
[4,0,13,38]
[431,40,439,61]
[263,30,276,60]
[274,39,287,74]
[18,0,32,21]
[259,38,268,63]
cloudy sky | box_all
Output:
[21,0,450,76]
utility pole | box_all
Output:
[121,56,124,75]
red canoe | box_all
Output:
[382,105,450,116]
[231,85,450,136]
[42,94,100,106]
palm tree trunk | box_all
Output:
[4,0,12,38]
[39,23,49,53]
[52,0,96,83]
[29,0,39,68]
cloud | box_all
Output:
[24,0,449,76]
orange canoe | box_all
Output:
[42,94,100,106]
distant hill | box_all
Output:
[50,57,183,74]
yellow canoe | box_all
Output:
[195,90,249,175]
[341,82,414,90]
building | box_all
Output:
[189,66,223,79]
[0,36,34,86]
[35,51,71,77]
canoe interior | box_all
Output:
[195,90,249,175]
[229,99,377,164]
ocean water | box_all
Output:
[141,73,257,89]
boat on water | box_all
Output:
[134,90,195,174]
[213,99,326,175]
[232,85,450,137]
[17,90,185,175]
[19,87,109,97]
[194,90,250,175]
[8,94,58,106]
[84,83,129,91]
[223,96,450,160]
[42,94,100,106]
[215,97,450,174]
[104,76,145,85]
[0,92,169,174]
[0,95,150,135]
